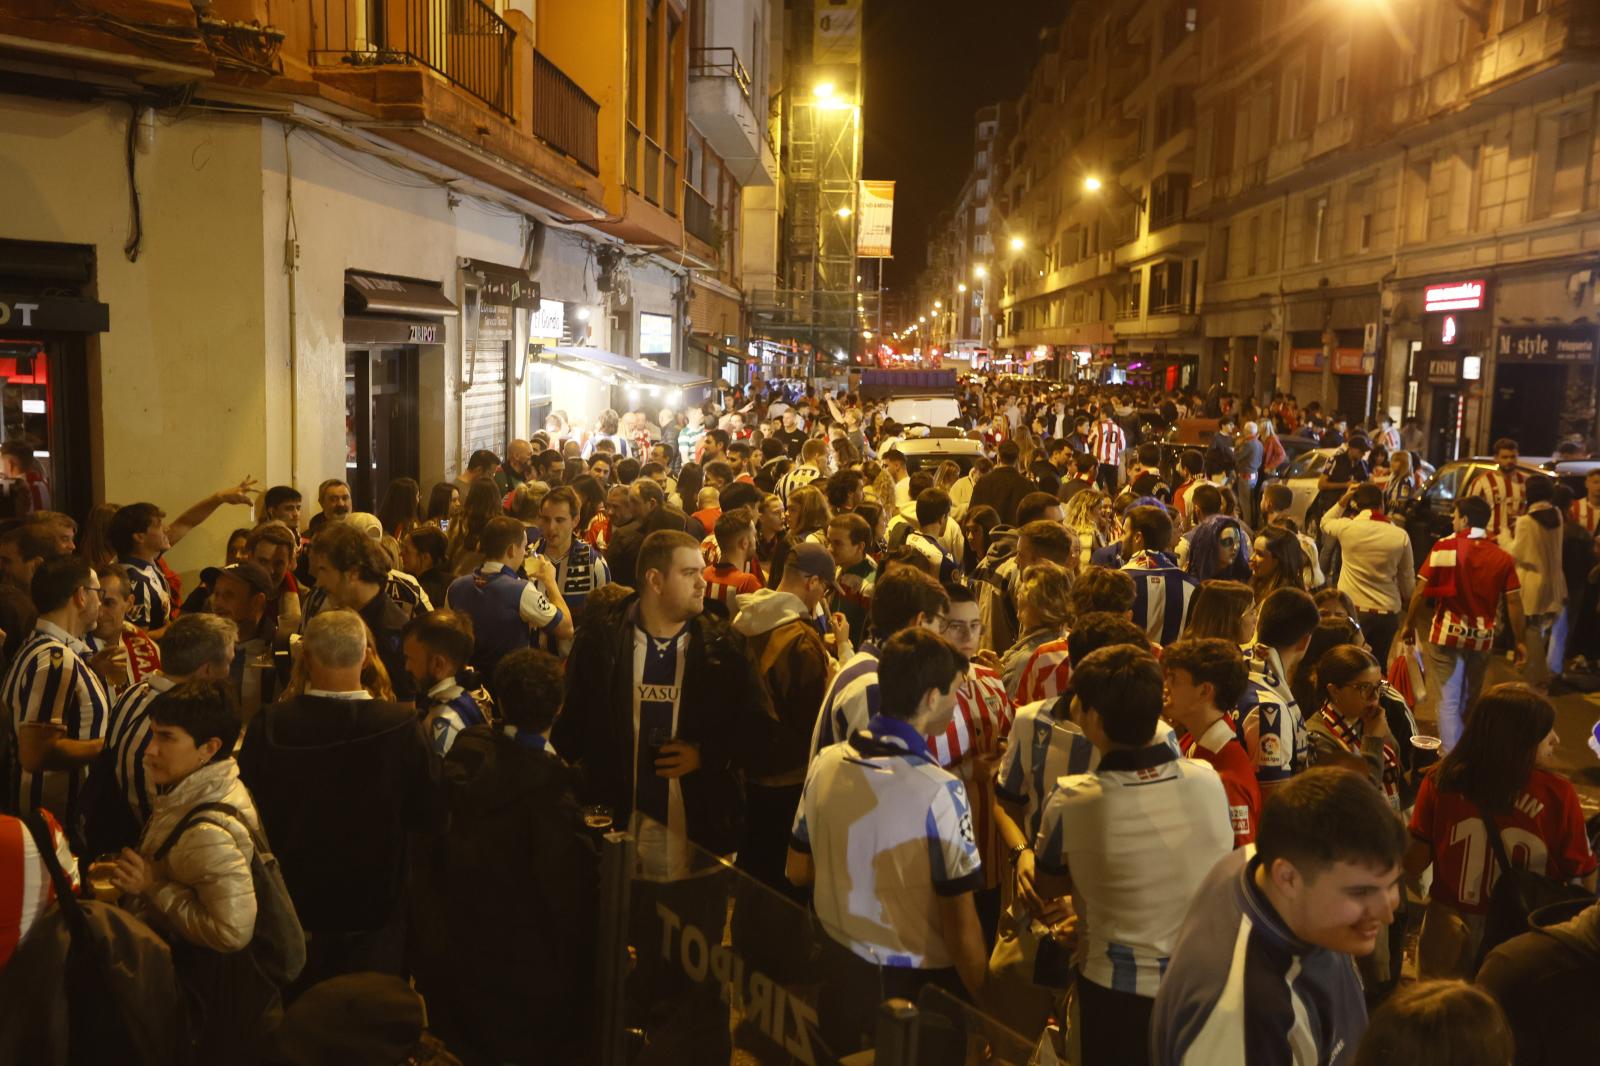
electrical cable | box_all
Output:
[123,103,143,262]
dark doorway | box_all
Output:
[1491,363,1566,457]
[345,348,419,512]
[1427,387,1464,466]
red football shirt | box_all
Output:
[704,563,762,608]
[1409,769,1597,914]
[1181,718,1260,848]
[0,810,76,969]
[1417,531,1520,651]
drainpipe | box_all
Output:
[282,124,301,490]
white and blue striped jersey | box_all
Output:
[1238,644,1309,787]
[1124,550,1198,646]
[792,715,982,969]
[1034,743,1233,999]
[809,640,880,759]
[2,621,112,816]
[120,555,172,630]
[996,700,1186,842]
[994,699,1096,841]
[104,673,174,826]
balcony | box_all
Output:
[0,0,216,82]
[684,186,719,250]
[532,50,599,174]
[1116,306,1201,338]
[689,47,773,187]
[627,124,679,217]
[1307,109,1356,160]
[311,0,514,116]
[1113,220,1208,267]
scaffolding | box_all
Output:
[755,0,870,379]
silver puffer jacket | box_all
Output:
[135,758,260,953]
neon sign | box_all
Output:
[1424,280,1486,313]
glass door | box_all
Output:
[345,347,420,511]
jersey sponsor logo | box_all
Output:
[638,684,681,702]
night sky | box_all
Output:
[863,0,1067,296]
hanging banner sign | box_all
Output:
[814,0,862,64]
[1495,324,1597,364]
[856,180,895,258]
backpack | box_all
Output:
[154,801,306,988]
[0,812,182,1066]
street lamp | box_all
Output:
[1009,236,1025,251]
[934,300,943,309]
[957,283,967,293]
[836,206,853,219]
[919,315,926,323]
[1083,175,1104,192]
[813,82,836,100]
[973,264,988,278]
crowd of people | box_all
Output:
[0,371,1596,1065]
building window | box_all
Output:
[1536,110,1593,218]
[1211,224,1230,281]
[1347,179,1374,253]
[1503,0,1547,29]
[1281,67,1303,140]
[1320,32,1351,121]
[1405,159,1432,242]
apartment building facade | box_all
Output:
[0,0,783,576]
[945,0,1600,461]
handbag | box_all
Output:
[985,901,1070,1038]
[1473,809,1595,969]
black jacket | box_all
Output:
[969,465,1036,526]
[409,727,593,1064]
[551,592,771,856]
[237,696,440,933]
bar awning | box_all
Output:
[345,272,459,317]
[544,345,712,388]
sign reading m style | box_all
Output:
[1496,324,1598,364]
[856,180,895,258]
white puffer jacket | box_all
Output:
[136,759,260,953]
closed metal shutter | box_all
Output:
[464,339,508,458]
[1289,371,1324,408]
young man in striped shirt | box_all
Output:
[2,556,112,820]
[1240,588,1321,795]
[1571,468,1600,534]
[1088,407,1127,494]
[1400,494,1525,751]
[809,569,948,758]
[1161,638,1260,848]
[1152,768,1407,1066]
[1034,644,1233,1066]
[1120,505,1198,647]
[929,584,1014,939]
[1468,438,1530,546]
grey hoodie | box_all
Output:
[732,588,809,638]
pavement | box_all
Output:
[1415,655,1600,816]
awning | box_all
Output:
[345,272,459,317]
[689,335,753,364]
[543,345,712,388]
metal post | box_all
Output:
[594,830,636,1066]
[873,997,919,1066]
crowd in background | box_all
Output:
[0,368,1596,1065]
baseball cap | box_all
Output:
[213,561,275,597]
[788,542,838,585]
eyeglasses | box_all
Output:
[1341,681,1382,697]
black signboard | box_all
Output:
[465,260,541,310]
[1496,324,1597,364]
[0,293,109,333]
[1426,357,1460,384]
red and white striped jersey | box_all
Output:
[1012,637,1072,706]
[1571,497,1600,535]
[1468,466,1529,544]
[1089,419,1127,465]
[0,810,77,970]
[927,667,1015,889]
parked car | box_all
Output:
[1264,447,1438,532]
[1400,457,1551,563]
[896,430,987,476]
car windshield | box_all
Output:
[1286,452,1327,479]
[1425,465,1464,505]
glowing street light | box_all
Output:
[918,315,926,323]
[813,82,836,100]
[1083,175,1104,193]
[836,206,853,219]
[933,300,943,309]
[973,264,988,278]
[1009,236,1025,251]
[957,283,967,293]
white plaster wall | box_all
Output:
[259,120,527,494]
[0,96,270,578]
